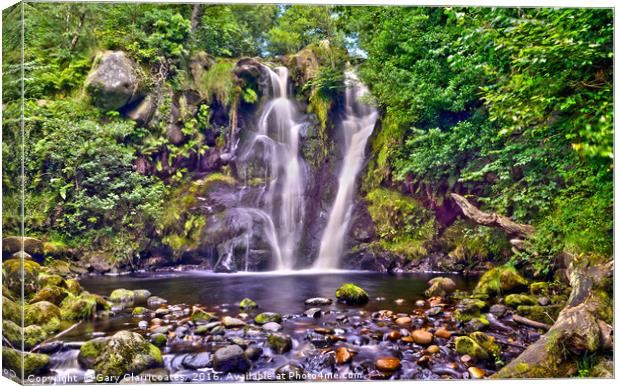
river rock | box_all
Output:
[425,277,457,297]
[335,283,369,305]
[254,312,282,325]
[30,285,67,305]
[147,296,168,307]
[375,357,401,372]
[474,266,528,296]
[212,345,251,373]
[468,367,485,379]
[245,346,262,360]
[455,336,489,360]
[262,322,282,332]
[489,304,507,317]
[222,316,246,328]
[395,316,411,327]
[415,300,426,307]
[2,236,44,258]
[335,347,354,364]
[109,289,135,304]
[276,363,305,380]
[435,327,452,339]
[78,331,162,377]
[25,301,60,333]
[85,51,144,111]
[387,330,401,341]
[504,294,537,307]
[2,347,49,376]
[538,296,551,306]
[4,258,40,297]
[304,308,322,318]
[191,309,216,323]
[412,329,433,346]
[239,298,257,310]
[304,297,333,306]
[268,333,293,354]
[455,298,486,322]
[133,290,152,303]
[149,333,167,347]
[182,352,212,370]
[427,345,440,354]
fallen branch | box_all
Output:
[512,314,551,330]
[450,193,535,239]
[30,321,82,353]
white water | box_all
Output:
[314,72,378,270]
[241,66,306,270]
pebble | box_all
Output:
[222,316,246,328]
[468,367,485,379]
[411,329,434,346]
[375,357,401,372]
[335,347,354,364]
[401,336,414,343]
[314,327,334,335]
[387,330,401,341]
[394,298,405,305]
[435,327,452,339]
[538,297,550,306]
[460,354,472,363]
[415,300,426,307]
[262,322,282,332]
[304,308,322,318]
[304,297,332,306]
[427,345,440,354]
[138,321,148,330]
[395,316,411,327]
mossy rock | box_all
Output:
[30,285,68,305]
[110,288,135,304]
[65,279,83,295]
[474,266,528,296]
[505,294,538,308]
[24,325,47,350]
[528,282,550,296]
[454,298,487,322]
[239,298,258,310]
[516,305,562,324]
[78,330,163,378]
[2,320,22,347]
[38,273,66,288]
[149,333,167,347]
[455,336,489,360]
[3,285,15,301]
[267,333,293,354]
[254,312,282,325]
[2,236,44,256]
[3,296,23,324]
[3,258,41,297]
[60,294,98,320]
[132,307,149,317]
[191,310,217,323]
[25,301,61,333]
[469,331,500,357]
[465,316,490,332]
[2,347,49,376]
[133,289,152,303]
[335,283,369,305]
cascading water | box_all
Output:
[314,72,378,270]
[239,66,306,270]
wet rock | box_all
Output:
[84,51,144,111]
[147,296,167,307]
[303,353,336,376]
[276,363,305,380]
[425,277,457,298]
[335,347,354,364]
[395,316,411,327]
[305,297,332,306]
[427,345,440,354]
[375,357,401,372]
[65,279,82,295]
[468,367,485,379]
[60,293,107,320]
[138,321,149,330]
[469,332,500,357]
[489,304,507,317]
[30,285,68,306]
[426,306,443,316]
[2,236,44,258]
[464,316,490,332]
[538,296,551,306]
[304,308,322,318]
[474,266,528,296]
[454,298,486,322]
[149,333,167,347]
[25,301,61,333]
[335,283,369,305]
[133,290,152,303]
[88,255,113,274]
[268,333,293,354]
[415,300,426,307]
[38,274,65,288]
[387,330,401,341]
[37,341,63,354]
[191,309,217,323]
[212,345,251,373]
[435,327,452,339]
[2,347,49,376]
[254,312,282,325]
[245,346,262,360]
[222,316,246,328]
[314,327,334,335]
[132,307,149,317]
[239,298,257,310]
[4,258,40,297]
[262,322,282,332]
[411,330,433,346]
[78,331,162,378]
[182,352,212,370]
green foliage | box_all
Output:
[198,60,235,105]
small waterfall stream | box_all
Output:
[314,72,378,270]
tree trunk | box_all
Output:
[494,255,613,378]
[450,193,535,238]
[190,4,203,32]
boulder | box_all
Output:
[25,301,61,333]
[454,298,487,322]
[254,312,282,325]
[24,325,47,349]
[78,331,162,377]
[268,333,293,354]
[182,352,212,370]
[2,347,49,376]
[60,294,98,320]
[38,274,66,288]
[2,320,22,347]
[212,345,251,373]
[505,294,538,307]
[2,236,43,258]
[425,277,457,298]
[88,255,113,274]
[109,289,135,304]
[191,310,217,323]
[455,336,489,360]
[3,296,22,324]
[469,332,500,357]
[474,266,528,296]
[65,279,83,295]
[335,283,369,305]
[30,285,68,305]
[84,51,144,111]
[3,258,41,297]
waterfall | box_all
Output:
[239,66,306,270]
[314,72,378,270]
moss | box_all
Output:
[516,305,562,324]
[23,325,47,349]
[470,332,500,357]
[267,333,293,354]
[198,60,235,105]
[3,296,23,324]
[25,301,61,333]
[38,273,66,288]
[529,282,550,296]
[132,306,149,316]
[2,347,49,376]
[60,294,97,320]
[3,320,22,347]
[455,298,487,322]
[455,336,489,360]
[239,298,258,310]
[65,279,83,295]
[505,294,538,307]
[254,312,282,325]
[439,220,512,263]
[335,283,369,305]
[30,285,68,305]
[149,333,167,347]
[3,258,41,298]
[191,310,217,323]
[109,288,135,304]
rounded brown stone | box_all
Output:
[401,336,414,343]
[411,329,434,346]
[335,347,354,364]
[395,316,411,327]
[375,357,401,372]
[387,330,401,341]
[435,327,452,339]
[427,344,440,354]
[468,367,485,379]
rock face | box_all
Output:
[85,51,144,111]
[78,330,162,377]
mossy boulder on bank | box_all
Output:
[78,330,163,377]
[60,294,98,320]
[454,298,487,322]
[2,320,22,347]
[3,258,41,297]
[455,336,489,360]
[24,325,47,349]
[2,347,49,376]
[425,277,457,297]
[65,279,83,295]
[3,296,23,324]
[505,294,537,307]
[336,283,369,305]
[474,266,528,296]
[30,285,68,305]
[2,320,47,350]
[38,273,66,288]
[25,301,61,333]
